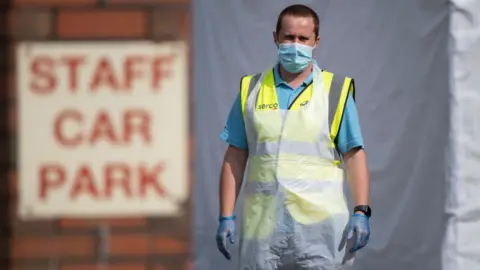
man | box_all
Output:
[216,4,371,269]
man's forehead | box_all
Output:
[280,15,315,34]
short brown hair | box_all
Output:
[276,4,320,38]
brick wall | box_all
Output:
[3,0,192,269]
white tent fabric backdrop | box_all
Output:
[445,1,480,269]
[192,0,479,269]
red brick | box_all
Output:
[108,234,149,256]
[12,235,95,259]
[107,0,189,4]
[153,236,188,254]
[182,259,194,270]
[152,258,192,270]
[9,193,55,234]
[151,8,189,41]
[10,72,16,101]
[62,265,147,270]
[11,262,53,270]
[8,170,17,198]
[0,13,5,37]
[106,234,188,256]
[181,12,190,40]
[8,98,17,140]
[0,74,8,102]
[5,72,16,101]
[8,9,53,40]
[7,43,16,73]
[14,0,95,7]
[59,218,148,229]
[11,219,57,235]
[57,10,147,39]
[9,198,17,218]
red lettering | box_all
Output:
[61,56,85,93]
[70,165,100,199]
[152,55,174,90]
[139,163,165,197]
[89,110,118,145]
[90,57,120,91]
[39,164,65,200]
[54,109,82,146]
[38,163,166,200]
[123,56,145,91]
[30,56,56,94]
[27,53,177,95]
[53,109,152,147]
[123,109,151,145]
[104,163,132,198]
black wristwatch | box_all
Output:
[353,205,372,218]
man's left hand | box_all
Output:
[346,213,370,253]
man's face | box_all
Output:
[274,15,319,47]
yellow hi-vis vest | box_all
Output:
[239,68,355,162]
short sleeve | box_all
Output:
[336,93,364,154]
[220,92,249,149]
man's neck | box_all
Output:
[279,62,313,89]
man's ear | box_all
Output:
[273,31,278,47]
[314,36,320,48]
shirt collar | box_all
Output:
[273,62,315,87]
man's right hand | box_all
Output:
[216,216,236,260]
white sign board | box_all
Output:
[17,41,189,219]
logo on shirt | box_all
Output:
[257,103,279,110]
[300,100,309,107]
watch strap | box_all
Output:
[353,205,371,218]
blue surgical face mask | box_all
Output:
[277,43,314,73]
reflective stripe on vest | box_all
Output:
[239,69,355,162]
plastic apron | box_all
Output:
[238,65,352,270]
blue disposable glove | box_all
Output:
[216,216,236,260]
[346,213,370,253]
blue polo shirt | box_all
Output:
[221,65,364,154]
